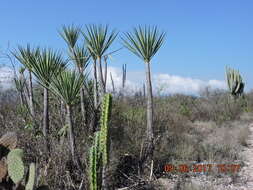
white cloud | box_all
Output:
[153,74,226,94]
[0,66,14,89]
[0,65,227,94]
[106,66,227,95]
[106,66,139,93]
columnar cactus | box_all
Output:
[89,93,112,190]
[89,131,101,190]
[99,93,112,166]
[25,163,36,190]
[226,66,244,98]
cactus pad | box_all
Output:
[7,149,25,184]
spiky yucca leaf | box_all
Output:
[27,48,67,88]
[71,44,90,70]
[122,26,165,63]
[82,24,118,58]
[14,77,26,92]
[7,149,25,184]
[50,70,86,106]
[59,25,80,49]
[12,44,40,71]
[19,67,26,74]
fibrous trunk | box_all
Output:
[28,71,35,117]
[93,59,98,108]
[43,87,50,152]
[90,59,99,132]
[140,62,154,177]
[66,104,81,169]
[145,62,154,146]
[98,57,105,98]
[78,66,86,123]
[66,105,75,161]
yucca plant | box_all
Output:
[50,70,86,167]
[13,45,39,117]
[72,44,90,121]
[59,24,80,51]
[82,24,118,97]
[122,26,165,177]
[13,67,26,106]
[27,48,67,147]
[60,25,90,123]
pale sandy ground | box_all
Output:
[237,123,253,190]
[157,123,253,190]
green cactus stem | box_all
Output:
[89,93,112,190]
[226,66,244,98]
[25,163,36,190]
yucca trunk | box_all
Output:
[43,87,49,136]
[98,57,105,96]
[80,87,85,119]
[89,59,99,133]
[43,87,50,152]
[66,104,77,163]
[110,73,115,93]
[140,62,154,177]
[19,93,24,106]
[104,56,108,93]
[93,59,98,108]
[78,66,86,122]
[145,62,154,143]
[60,100,65,125]
[20,72,30,108]
[28,71,35,117]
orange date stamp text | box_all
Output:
[164,164,240,173]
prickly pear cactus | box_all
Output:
[25,163,36,190]
[7,148,25,184]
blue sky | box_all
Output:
[0,0,252,93]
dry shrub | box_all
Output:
[0,86,253,189]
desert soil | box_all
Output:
[158,123,253,190]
